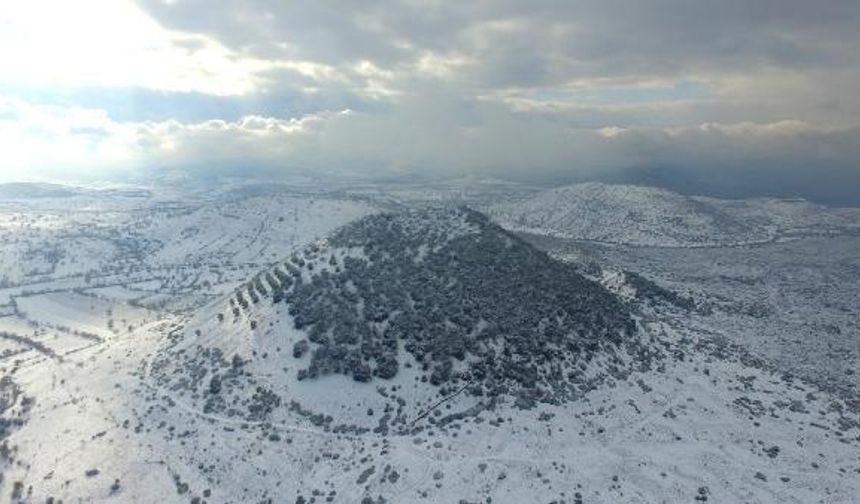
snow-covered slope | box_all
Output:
[137,193,378,266]
[151,207,639,432]
[2,200,859,504]
[486,183,860,247]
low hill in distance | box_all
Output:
[0,182,151,199]
[485,182,860,247]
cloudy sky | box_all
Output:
[1,0,859,201]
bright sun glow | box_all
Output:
[0,0,270,96]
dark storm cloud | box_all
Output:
[7,1,858,203]
[130,0,860,132]
[135,0,860,85]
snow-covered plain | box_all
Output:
[0,181,858,504]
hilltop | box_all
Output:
[151,207,642,433]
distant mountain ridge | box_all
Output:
[0,182,151,199]
[485,182,860,247]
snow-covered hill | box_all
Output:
[151,207,639,432]
[1,194,859,504]
[129,208,860,502]
[485,183,860,247]
[136,193,378,267]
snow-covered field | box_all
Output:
[0,181,858,503]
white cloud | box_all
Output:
[3,94,856,187]
[0,0,275,95]
[1,0,859,198]
[598,126,627,138]
[0,97,134,180]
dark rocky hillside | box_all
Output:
[287,208,636,405]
